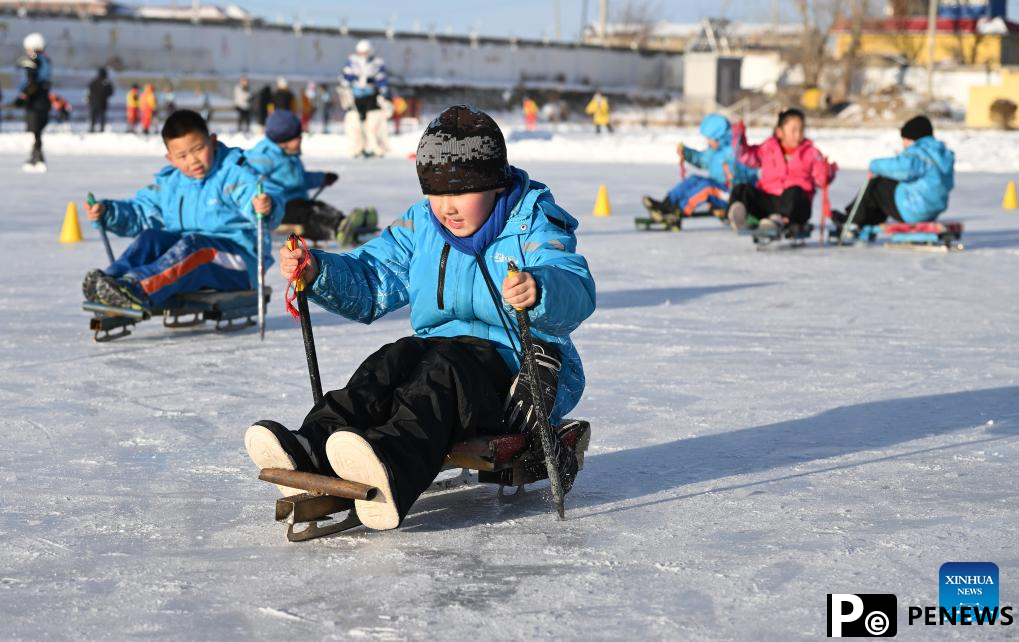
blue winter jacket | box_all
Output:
[98,141,285,287]
[342,54,389,99]
[683,113,757,186]
[869,136,955,222]
[307,167,596,422]
[246,137,326,203]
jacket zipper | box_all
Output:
[178,195,185,231]
[436,243,451,310]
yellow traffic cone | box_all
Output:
[593,184,612,217]
[59,201,84,244]
[1003,180,1018,210]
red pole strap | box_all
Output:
[285,234,311,322]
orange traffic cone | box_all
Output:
[593,184,611,217]
[59,201,84,244]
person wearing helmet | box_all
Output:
[16,32,52,172]
[271,77,295,113]
[340,39,390,157]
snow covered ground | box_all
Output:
[3,122,1019,173]
[1,144,1018,640]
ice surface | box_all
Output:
[0,145,1017,641]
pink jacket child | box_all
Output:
[727,109,837,229]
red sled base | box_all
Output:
[855,221,964,252]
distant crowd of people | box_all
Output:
[11,32,615,172]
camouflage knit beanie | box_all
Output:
[416,105,511,195]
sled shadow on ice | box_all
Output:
[954,228,1019,250]
[402,385,1018,531]
[568,385,1019,519]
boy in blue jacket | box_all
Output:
[244,105,596,530]
[82,110,282,310]
[246,109,343,240]
[643,113,756,220]
[835,115,955,231]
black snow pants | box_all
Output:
[296,336,515,520]
[25,107,48,163]
[282,199,345,240]
[730,184,814,225]
[843,176,902,227]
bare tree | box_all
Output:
[613,0,663,48]
[950,18,988,65]
[889,29,926,66]
[792,0,846,89]
[835,0,872,102]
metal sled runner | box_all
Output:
[740,223,814,249]
[634,207,727,232]
[83,287,271,342]
[260,419,591,542]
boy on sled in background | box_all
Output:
[82,110,282,311]
[643,113,756,222]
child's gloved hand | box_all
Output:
[324,172,339,186]
[86,200,106,222]
[502,270,538,309]
[279,244,318,284]
[252,192,272,216]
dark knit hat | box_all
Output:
[416,105,511,195]
[900,115,933,141]
[266,109,302,143]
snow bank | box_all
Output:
[2,124,1018,173]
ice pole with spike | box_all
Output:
[841,178,871,245]
[287,234,323,405]
[88,192,115,265]
[507,260,565,519]
[256,179,266,340]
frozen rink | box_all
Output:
[1,146,1018,641]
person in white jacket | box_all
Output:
[233,77,252,133]
[340,39,391,158]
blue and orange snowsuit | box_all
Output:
[96,141,284,305]
[666,113,757,215]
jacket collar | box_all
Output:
[498,167,545,239]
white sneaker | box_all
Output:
[757,215,783,232]
[325,432,399,530]
[244,422,303,496]
[22,162,47,173]
[728,202,748,231]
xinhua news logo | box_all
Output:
[827,594,897,637]
[905,562,1014,627]
[939,562,999,623]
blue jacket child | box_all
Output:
[243,105,596,531]
[869,126,955,223]
[655,113,757,216]
[246,110,331,204]
[83,110,283,309]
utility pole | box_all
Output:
[553,0,561,41]
[599,0,608,45]
[926,0,938,101]
[579,0,589,43]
